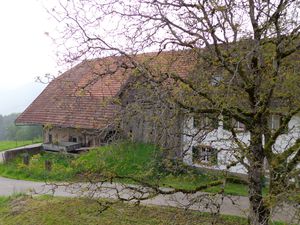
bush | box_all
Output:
[0,152,76,181]
[226,176,248,185]
[75,141,162,181]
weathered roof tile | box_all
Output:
[16,51,196,129]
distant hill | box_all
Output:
[0,82,46,115]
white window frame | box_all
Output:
[223,116,246,132]
[192,145,218,165]
[268,114,281,130]
[233,119,246,131]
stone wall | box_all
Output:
[1,143,42,163]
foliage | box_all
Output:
[75,141,163,180]
[46,0,300,224]
[0,152,76,181]
[0,196,10,207]
[0,142,251,196]
[0,113,42,141]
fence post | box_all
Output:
[23,153,30,166]
[45,160,52,171]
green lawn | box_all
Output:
[0,141,251,196]
[0,195,251,225]
[0,140,42,152]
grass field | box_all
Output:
[0,195,251,225]
[0,141,251,196]
[0,140,42,152]
[0,152,76,181]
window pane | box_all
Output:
[192,146,218,165]
[273,115,280,129]
[232,119,246,130]
[223,116,245,131]
[194,114,218,129]
[268,114,281,130]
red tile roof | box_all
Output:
[16,51,196,129]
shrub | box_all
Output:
[75,141,162,181]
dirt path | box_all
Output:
[0,176,297,223]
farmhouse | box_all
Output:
[16,51,300,174]
[16,51,192,154]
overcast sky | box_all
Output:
[0,0,57,91]
[0,0,59,115]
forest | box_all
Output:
[0,113,42,141]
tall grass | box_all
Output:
[75,142,162,180]
[0,195,252,225]
[0,152,76,181]
[0,141,250,196]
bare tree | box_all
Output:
[45,0,300,224]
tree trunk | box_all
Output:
[248,132,270,225]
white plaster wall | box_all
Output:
[44,127,85,144]
[182,114,300,174]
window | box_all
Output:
[268,114,288,132]
[194,114,218,130]
[268,115,280,130]
[48,134,52,143]
[192,145,218,165]
[69,136,77,143]
[232,119,246,131]
[223,116,246,132]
